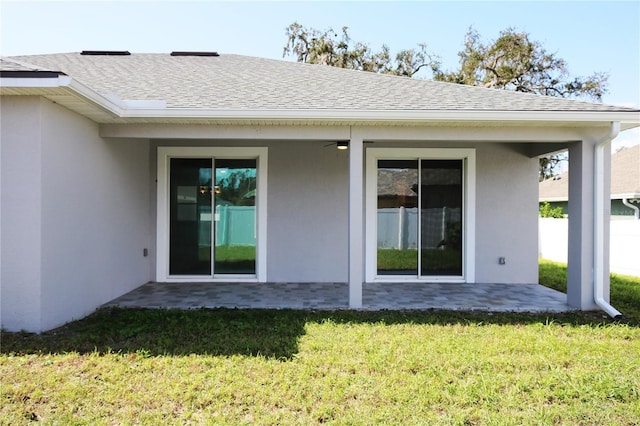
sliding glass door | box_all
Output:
[376,158,463,278]
[168,157,257,277]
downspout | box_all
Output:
[621,198,640,220]
[594,122,622,318]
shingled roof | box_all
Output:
[0,58,48,72]
[539,144,640,201]
[2,52,639,126]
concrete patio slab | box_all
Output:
[103,282,573,313]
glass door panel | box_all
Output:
[169,158,213,275]
[377,160,419,275]
[214,159,257,274]
[420,160,463,276]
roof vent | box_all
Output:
[81,50,131,56]
[170,51,219,57]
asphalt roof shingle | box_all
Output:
[0,58,56,72]
[3,52,636,113]
[611,144,640,196]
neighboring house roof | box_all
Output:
[539,144,640,201]
[539,173,570,202]
[611,143,640,198]
[2,52,639,127]
[378,169,418,199]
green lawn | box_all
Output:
[539,259,640,323]
[377,248,461,273]
[198,245,256,273]
[2,262,639,424]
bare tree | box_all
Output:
[283,22,438,77]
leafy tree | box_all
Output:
[283,24,608,180]
[216,169,256,206]
[432,28,608,181]
[433,27,607,101]
[283,22,437,77]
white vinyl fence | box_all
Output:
[377,207,461,249]
[198,205,256,248]
[204,206,462,250]
[539,218,640,277]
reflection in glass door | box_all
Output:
[420,160,463,276]
[377,160,418,275]
[377,158,463,277]
[214,159,257,274]
[169,158,257,276]
[169,158,213,275]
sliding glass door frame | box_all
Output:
[365,147,476,283]
[156,147,268,282]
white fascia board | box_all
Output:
[119,107,640,125]
[65,78,124,116]
[1,75,124,117]
[1,76,68,88]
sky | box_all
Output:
[1,0,639,147]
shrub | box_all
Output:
[539,201,564,218]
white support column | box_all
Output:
[348,133,364,308]
[566,141,597,309]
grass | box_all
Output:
[199,245,256,273]
[2,262,639,424]
[539,259,640,323]
[377,248,461,272]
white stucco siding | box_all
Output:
[267,141,349,282]
[150,139,539,285]
[474,143,539,284]
[0,96,44,331]
[215,139,539,285]
[38,99,152,331]
[151,139,349,283]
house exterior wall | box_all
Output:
[153,139,539,285]
[1,96,44,331]
[39,100,152,331]
[152,139,350,283]
[2,115,564,331]
[475,143,539,283]
[0,97,152,332]
[266,140,349,282]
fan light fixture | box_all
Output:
[337,141,349,150]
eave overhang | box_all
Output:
[2,74,640,129]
